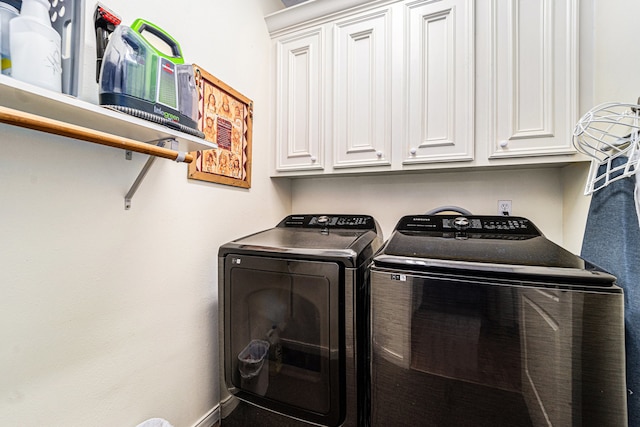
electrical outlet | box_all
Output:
[498,200,512,216]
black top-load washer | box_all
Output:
[218,214,382,427]
[370,214,627,427]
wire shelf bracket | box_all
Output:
[124,138,178,210]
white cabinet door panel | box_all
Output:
[489,0,578,158]
[403,0,474,164]
[333,8,393,169]
[275,28,325,171]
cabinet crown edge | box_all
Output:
[265,0,397,34]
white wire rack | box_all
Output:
[573,102,640,195]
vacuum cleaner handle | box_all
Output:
[131,18,184,64]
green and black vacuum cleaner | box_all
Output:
[98,18,203,138]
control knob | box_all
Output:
[453,216,470,230]
[317,215,330,226]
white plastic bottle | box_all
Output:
[0,0,20,75]
[10,0,61,91]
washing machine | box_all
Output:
[370,214,627,427]
[218,214,383,427]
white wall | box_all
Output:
[561,163,591,254]
[593,1,640,106]
[0,1,287,426]
[291,168,565,244]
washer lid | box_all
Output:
[374,215,616,286]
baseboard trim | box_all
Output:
[192,405,219,427]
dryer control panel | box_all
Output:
[278,214,377,230]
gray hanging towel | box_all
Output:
[581,156,640,427]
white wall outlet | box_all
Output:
[498,200,512,216]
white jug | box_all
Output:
[10,0,61,92]
[0,0,19,75]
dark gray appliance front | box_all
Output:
[219,214,382,427]
[370,215,627,427]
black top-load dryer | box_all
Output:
[369,214,627,427]
[218,214,383,427]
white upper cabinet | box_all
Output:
[478,0,579,159]
[332,6,393,169]
[274,27,325,172]
[403,0,474,164]
[267,0,581,177]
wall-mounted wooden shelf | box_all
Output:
[0,105,195,162]
[0,75,216,209]
[0,74,215,153]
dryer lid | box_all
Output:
[218,214,383,267]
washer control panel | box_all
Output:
[396,215,541,236]
[278,214,376,230]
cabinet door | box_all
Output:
[274,28,325,172]
[487,0,578,158]
[403,0,474,164]
[332,7,393,169]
